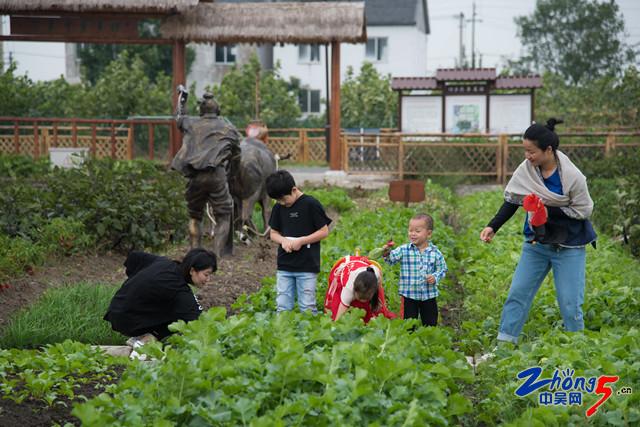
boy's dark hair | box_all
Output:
[412,213,434,230]
[180,248,217,283]
[266,170,296,200]
[523,118,563,152]
[354,267,380,312]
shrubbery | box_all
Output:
[585,152,640,256]
[0,155,188,278]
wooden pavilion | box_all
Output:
[0,0,367,169]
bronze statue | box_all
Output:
[171,86,241,258]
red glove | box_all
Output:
[523,194,547,226]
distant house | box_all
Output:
[274,0,430,115]
[65,0,429,117]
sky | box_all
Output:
[2,0,640,81]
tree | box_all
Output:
[515,0,636,84]
[340,62,397,129]
[211,55,301,129]
[84,51,171,118]
[0,62,87,117]
[535,65,640,128]
[76,21,195,85]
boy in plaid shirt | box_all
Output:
[383,213,447,326]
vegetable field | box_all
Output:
[1,178,638,426]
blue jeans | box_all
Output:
[276,270,318,314]
[498,242,586,344]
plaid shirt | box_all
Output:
[384,242,447,300]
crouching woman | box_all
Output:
[104,248,217,341]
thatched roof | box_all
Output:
[0,0,199,14]
[161,2,367,44]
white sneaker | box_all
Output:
[129,338,148,361]
[475,348,496,364]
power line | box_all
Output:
[6,50,66,59]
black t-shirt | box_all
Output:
[268,194,332,273]
[104,251,202,336]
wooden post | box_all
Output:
[13,121,19,154]
[72,120,78,147]
[499,133,508,185]
[127,126,134,160]
[297,129,305,162]
[302,129,309,163]
[148,124,155,160]
[33,122,39,158]
[605,134,616,157]
[397,133,404,179]
[342,133,349,172]
[171,41,186,159]
[496,135,503,184]
[91,124,97,158]
[42,128,50,155]
[110,123,116,159]
[53,124,58,147]
[329,41,341,170]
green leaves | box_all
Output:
[514,0,635,85]
[341,62,397,129]
[0,341,123,408]
[74,310,472,426]
[211,55,301,130]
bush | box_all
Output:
[0,154,51,179]
[0,158,188,252]
[585,153,640,256]
[38,218,94,257]
[0,234,44,280]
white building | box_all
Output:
[185,0,430,115]
[274,0,430,115]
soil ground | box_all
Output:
[0,238,278,328]
[0,237,278,426]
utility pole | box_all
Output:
[0,17,3,72]
[467,1,482,68]
[457,12,465,68]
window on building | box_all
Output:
[365,37,388,61]
[299,89,321,114]
[298,44,321,63]
[215,44,236,64]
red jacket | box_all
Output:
[324,255,397,323]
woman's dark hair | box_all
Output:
[523,118,564,152]
[266,170,296,200]
[354,267,380,312]
[180,248,217,283]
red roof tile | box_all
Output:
[495,76,543,89]
[435,68,496,80]
[391,77,438,90]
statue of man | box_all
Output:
[171,88,241,258]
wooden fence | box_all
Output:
[343,132,640,184]
[0,117,175,160]
[2,118,638,184]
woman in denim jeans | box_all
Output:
[480,119,596,344]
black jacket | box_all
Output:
[104,252,201,337]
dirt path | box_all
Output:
[0,239,278,327]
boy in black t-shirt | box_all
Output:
[266,170,332,313]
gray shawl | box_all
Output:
[504,150,593,220]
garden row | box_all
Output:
[0,156,638,425]
[453,191,639,425]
